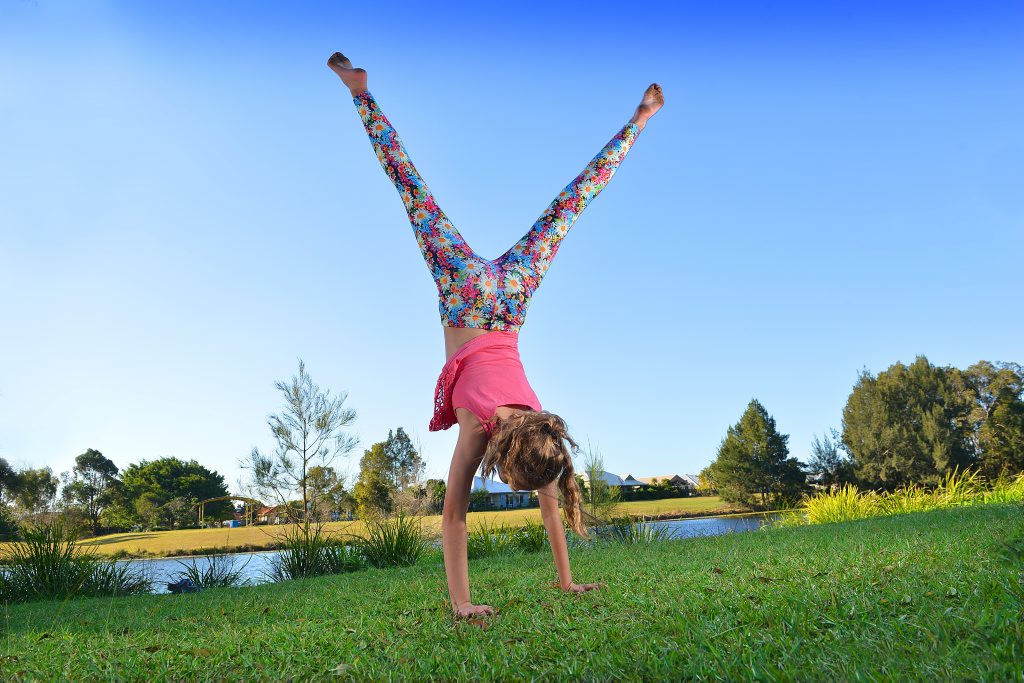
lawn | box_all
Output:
[27,496,736,559]
[2,504,1021,680]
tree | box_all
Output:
[425,479,446,514]
[118,457,230,529]
[959,361,1024,477]
[806,430,855,488]
[842,356,974,489]
[241,360,357,523]
[704,399,807,508]
[353,442,396,518]
[582,444,619,525]
[63,449,119,536]
[301,465,348,521]
[383,428,424,492]
[0,457,18,507]
[12,467,59,519]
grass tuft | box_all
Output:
[0,520,150,603]
[357,512,429,568]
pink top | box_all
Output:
[429,331,542,437]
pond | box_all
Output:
[120,512,780,593]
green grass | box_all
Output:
[3,504,1021,680]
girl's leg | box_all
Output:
[353,92,477,276]
[498,84,663,286]
[498,121,640,281]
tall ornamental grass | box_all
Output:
[173,549,252,589]
[594,516,673,544]
[0,520,150,604]
[788,468,1024,527]
[357,512,429,568]
[267,523,364,582]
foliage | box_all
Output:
[117,457,229,529]
[467,489,492,512]
[841,356,974,489]
[424,479,447,514]
[594,515,673,544]
[266,522,363,582]
[353,442,397,518]
[11,467,59,518]
[353,428,424,518]
[301,465,349,522]
[60,448,120,536]
[0,519,150,604]
[356,512,429,568]
[806,430,855,487]
[779,468,1024,527]
[0,456,18,506]
[466,519,519,560]
[958,361,1024,477]
[580,445,620,526]
[242,359,358,524]
[172,549,252,589]
[704,399,807,508]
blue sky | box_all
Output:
[2,0,1022,492]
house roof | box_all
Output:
[579,470,625,486]
[470,476,531,494]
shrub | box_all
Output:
[267,523,359,581]
[357,513,429,568]
[513,519,548,553]
[595,516,673,544]
[0,520,150,604]
[466,519,519,560]
[173,549,252,589]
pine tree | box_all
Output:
[705,399,806,508]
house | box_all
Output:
[256,506,284,524]
[637,474,701,491]
[470,476,533,509]
[580,471,645,489]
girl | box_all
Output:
[328,52,662,618]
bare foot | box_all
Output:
[630,83,664,130]
[327,51,367,97]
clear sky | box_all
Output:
[2,0,1022,492]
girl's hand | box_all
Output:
[454,603,495,618]
[564,582,601,594]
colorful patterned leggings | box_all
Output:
[354,91,639,331]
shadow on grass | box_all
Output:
[76,534,161,548]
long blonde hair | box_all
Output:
[480,410,587,538]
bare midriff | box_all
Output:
[443,326,501,362]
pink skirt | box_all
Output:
[430,331,542,436]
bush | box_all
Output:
[173,549,252,589]
[513,519,548,553]
[267,523,361,582]
[0,520,150,604]
[594,516,673,544]
[357,513,428,568]
[466,519,519,560]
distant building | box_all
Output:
[637,475,700,491]
[470,476,533,509]
[580,471,645,489]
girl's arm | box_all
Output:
[442,410,493,617]
[537,480,600,593]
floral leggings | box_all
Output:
[354,91,639,332]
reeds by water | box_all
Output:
[0,520,151,604]
[780,468,1024,527]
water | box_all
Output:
[117,512,779,593]
[118,550,282,593]
[646,512,779,539]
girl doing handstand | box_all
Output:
[328,52,663,618]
